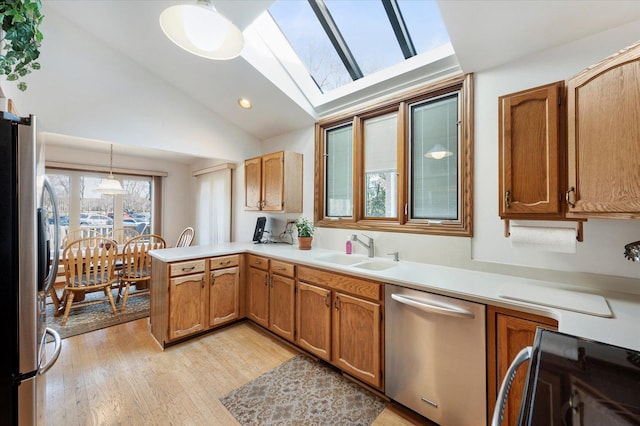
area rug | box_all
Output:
[45,291,149,339]
[220,354,387,426]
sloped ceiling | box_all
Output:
[20,0,640,154]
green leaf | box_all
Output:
[6,73,17,81]
[17,81,27,91]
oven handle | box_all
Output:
[391,293,475,319]
[491,346,532,426]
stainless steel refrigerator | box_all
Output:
[0,112,62,425]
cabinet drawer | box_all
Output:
[209,255,240,270]
[248,254,269,270]
[270,259,295,277]
[297,266,381,301]
[170,259,206,277]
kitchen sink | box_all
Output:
[314,253,365,266]
[352,260,397,271]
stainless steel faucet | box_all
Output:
[351,234,374,258]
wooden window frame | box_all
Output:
[314,73,474,236]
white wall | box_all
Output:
[261,21,640,295]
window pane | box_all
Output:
[410,93,459,220]
[122,178,152,235]
[269,1,351,93]
[397,0,450,53]
[324,0,404,75]
[325,124,353,217]
[364,113,397,218]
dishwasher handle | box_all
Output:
[391,293,475,319]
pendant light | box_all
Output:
[159,0,244,60]
[96,145,127,195]
[424,144,453,160]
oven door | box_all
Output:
[518,329,640,425]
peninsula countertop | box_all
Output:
[150,242,640,351]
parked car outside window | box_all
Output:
[80,213,113,226]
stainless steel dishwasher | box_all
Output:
[385,283,486,425]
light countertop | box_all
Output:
[150,242,640,351]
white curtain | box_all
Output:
[195,167,232,245]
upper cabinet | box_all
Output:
[498,81,564,219]
[566,41,640,219]
[244,150,303,213]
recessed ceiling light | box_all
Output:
[238,98,252,109]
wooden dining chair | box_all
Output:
[61,228,101,249]
[60,237,119,326]
[118,234,166,312]
[175,226,195,247]
[108,227,139,244]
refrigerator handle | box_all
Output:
[38,327,61,375]
[40,177,60,293]
[491,346,532,426]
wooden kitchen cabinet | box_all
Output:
[487,306,558,426]
[150,255,244,348]
[268,259,296,342]
[247,255,270,328]
[296,281,332,360]
[296,266,383,389]
[208,255,240,327]
[244,150,303,213]
[566,40,640,218]
[499,81,565,219]
[167,259,207,341]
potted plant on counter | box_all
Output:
[295,217,314,250]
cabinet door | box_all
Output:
[495,314,548,426]
[268,274,295,341]
[247,267,269,328]
[567,42,640,218]
[296,282,331,361]
[244,156,262,210]
[209,266,239,328]
[499,82,563,217]
[261,151,284,211]
[332,292,381,388]
[168,273,207,341]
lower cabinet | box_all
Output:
[268,259,296,341]
[167,260,207,341]
[247,255,270,328]
[296,266,383,390]
[209,256,240,327]
[487,306,558,426]
[150,255,243,348]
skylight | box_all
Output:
[268,0,451,94]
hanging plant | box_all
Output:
[0,0,44,91]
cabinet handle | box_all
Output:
[201,277,205,288]
[277,266,286,271]
[504,190,511,209]
[334,297,339,311]
[264,276,268,286]
[220,260,231,265]
[565,186,576,208]
[211,276,215,286]
[182,266,196,272]
[324,294,330,308]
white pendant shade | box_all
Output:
[424,144,453,160]
[159,1,244,60]
[96,144,127,195]
[96,174,127,194]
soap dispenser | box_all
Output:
[345,236,352,254]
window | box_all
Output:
[46,168,156,246]
[315,74,473,236]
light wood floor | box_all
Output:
[44,319,420,426]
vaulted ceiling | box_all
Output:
[18,1,640,160]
